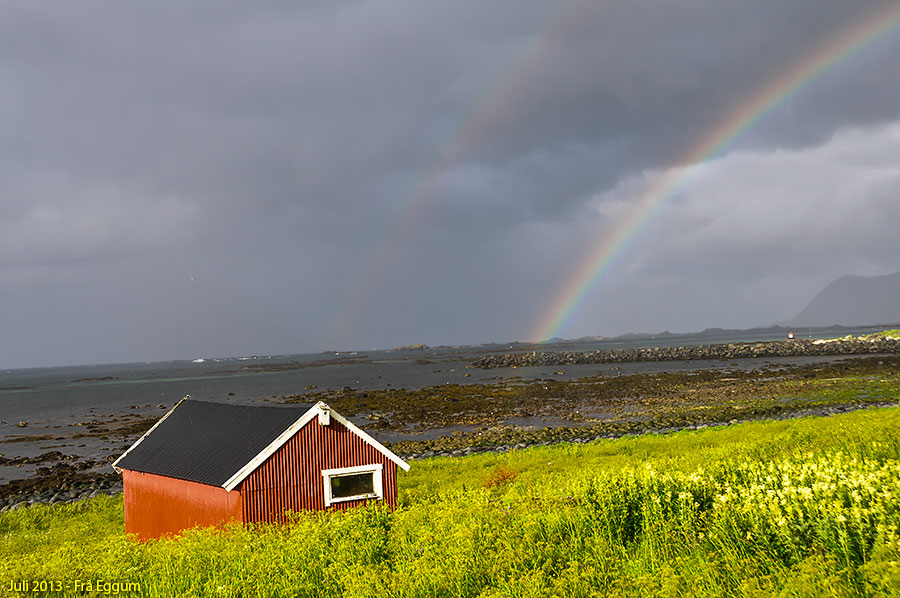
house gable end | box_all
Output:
[223,402,409,491]
[239,414,399,518]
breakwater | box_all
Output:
[472,336,900,368]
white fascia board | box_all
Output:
[111,396,189,474]
[221,404,320,491]
[327,406,411,471]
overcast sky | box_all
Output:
[2,0,900,368]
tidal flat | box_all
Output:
[2,348,898,509]
[282,354,900,458]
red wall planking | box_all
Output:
[122,470,242,540]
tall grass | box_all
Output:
[3,408,900,597]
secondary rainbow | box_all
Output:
[327,4,575,347]
[533,3,900,342]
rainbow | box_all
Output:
[327,3,575,346]
[533,3,900,342]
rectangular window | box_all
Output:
[322,464,383,506]
[331,472,374,498]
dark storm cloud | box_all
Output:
[2,0,899,367]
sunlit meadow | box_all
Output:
[3,407,900,597]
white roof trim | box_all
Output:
[221,405,319,491]
[329,407,411,472]
[221,401,410,491]
[111,396,189,474]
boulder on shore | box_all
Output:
[471,336,900,369]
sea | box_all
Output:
[0,325,891,482]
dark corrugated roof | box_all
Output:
[115,399,313,486]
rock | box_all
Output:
[17,421,27,428]
[471,336,900,369]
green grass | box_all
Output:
[4,409,900,597]
[862,329,900,340]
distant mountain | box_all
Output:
[787,270,900,327]
[613,330,676,341]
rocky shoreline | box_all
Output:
[397,400,897,462]
[0,474,122,512]
[472,336,900,368]
[3,401,895,511]
[3,347,898,512]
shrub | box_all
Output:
[483,465,518,488]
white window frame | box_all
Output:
[321,463,384,507]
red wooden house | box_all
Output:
[112,398,410,540]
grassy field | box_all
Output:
[3,408,900,597]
